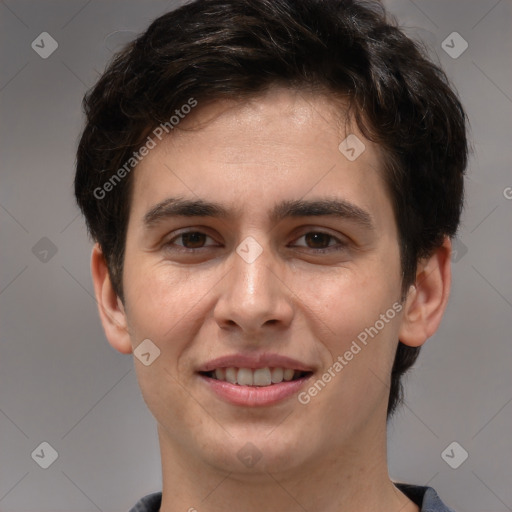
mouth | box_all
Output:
[197,354,315,406]
[199,367,312,386]
[197,363,314,407]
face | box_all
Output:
[113,87,406,473]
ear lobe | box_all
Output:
[90,243,133,354]
[398,237,452,348]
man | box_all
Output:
[74,0,468,510]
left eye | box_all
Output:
[292,232,343,250]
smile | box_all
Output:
[198,369,313,407]
[201,367,310,386]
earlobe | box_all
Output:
[90,243,133,354]
[398,237,452,348]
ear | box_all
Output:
[398,236,452,348]
[91,243,133,354]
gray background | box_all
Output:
[1,0,511,510]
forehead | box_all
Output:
[128,87,393,232]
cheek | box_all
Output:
[134,357,199,438]
[299,262,402,393]
[124,260,205,339]
[301,263,400,334]
[124,263,208,421]
[304,275,402,421]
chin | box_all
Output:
[198,426,312,475]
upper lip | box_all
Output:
[197,353,315,373]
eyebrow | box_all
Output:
[142,196,374,230]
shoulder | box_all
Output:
[128,492,162,512]
[395,483,456,512]
[128,486,454,512]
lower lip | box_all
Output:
[199,373,311,407]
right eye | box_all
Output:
[163,230,220,251]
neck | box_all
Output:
[157,420,419,512]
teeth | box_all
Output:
[253,368,272,386]
[225,367,237,384]
[209,367,303,386]
[283,368,295,381]
[237,368,253,386]
[271,367,283,383]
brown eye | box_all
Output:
[303,232,333,249]
[293,231,344,251]
[179,232,208,248]
[165,231,218,251]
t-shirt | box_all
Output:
[128,483,455,511]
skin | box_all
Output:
[91,87,451,512]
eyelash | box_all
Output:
[163,230,347,254]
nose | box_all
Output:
[213,238,294,336]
